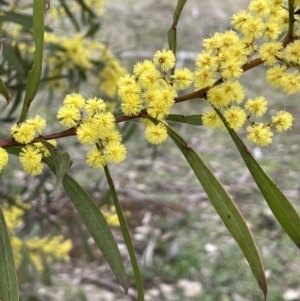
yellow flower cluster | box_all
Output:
[44,32,125,97]
[3,116,57,176]
[25,236,72,272]
[117,49,193,144]
[102,206,120,227]
[49,0,107,20]
[199,0,296,146]
[3,203,72,271]
[57,93,127,169]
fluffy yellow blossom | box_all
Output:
[85,97,106,116]
[248,0,270,16]
[241,16,265,39]
[160,87,177,106]
[271,110,293,132]
[104,142,127,163]
[11,123,36,144]
[281,71,300,95]
[224,106,247,130]
[284,40,300,65]
[118,83,141,101]
[195,51,219,70]
[218,51,232,65]
[143,89,161,105]
[63,93,85,109]
[230,44,249,63]
[101,130,122,146]
[266,64,287,88]
[202,110,223,129]
[171,68,193,90]
[264,21,281,41]
[153,49,175,72]
[76,123,99,144]
[247,123,273,146]
[139,69,162,89]
[221,59,244,80]
[194,68,216,90]
[147,98,172,120]
[219,30,240,49]
[121,94,143,116]
[0,147,9,172]
[275,8,289,29]
[57,105,81,127]
[133,60,156,77]
[86,147,107,168]
[231,10,253,30]
[207,86,232,109]
[219,81,245,105]
[245,96,268,117]
[19,145,44,176]
[202,32,222,50]
[117,74,136,87]
[145,122,168,145]
[258,42,283,66]
[94,112,116,131]
[26,115,47,134]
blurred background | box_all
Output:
[1,0,300,300]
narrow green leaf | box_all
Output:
[167,125,267,300]
[2,45,25,76]
[217,110,300,248]
[19,0,44,123]
[38,139,71,192]
[166,114,203,125]
[62,175,129,292]
[0,11,32,29]
[60,0,81,32]
[5,146,22,157]
[6,91,23,119]
[113,109,125,119]
[168,0,187,56]
[122,122,138,143]
[104,165,144,301]
[0,206,19,301]
[0,78,10,104]
[85,22,101,38]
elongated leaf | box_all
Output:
[19,0,44,123]
[168,0,187,56]
[0,78,10,104]
[113,109,125,119]
[167,114,203,125]
[0,206,19,301]
[60,0,80,31]
[62,175,129,292]
[217,110,300,248]
[167,125,267,300]
[38,139,71,191]
[0,11,32,29]
[104,165,144,301]
[2,45,25,76]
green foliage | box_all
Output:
[0,0,300,301]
